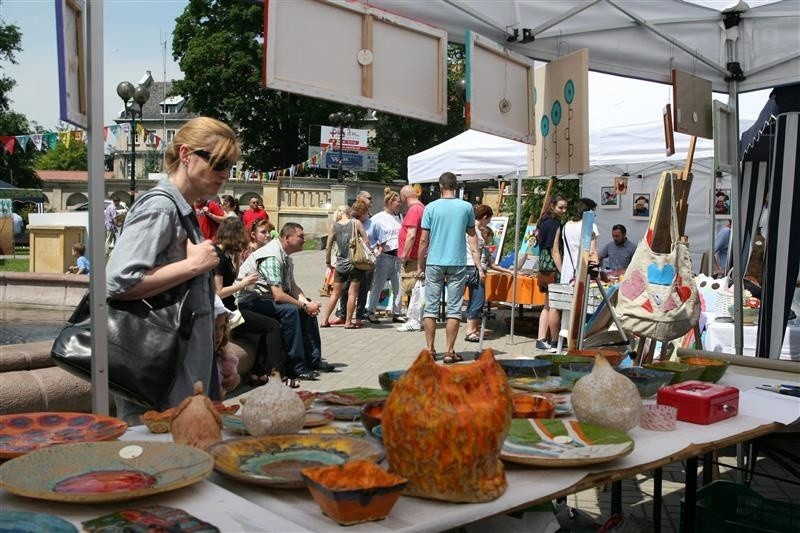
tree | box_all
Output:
[34,135,88,170]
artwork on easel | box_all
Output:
[517,224,539,256]
[614,176,628,195]
[599,187,620,209]
[485,216,509,264]
[527,49,589,177]
[672,69,712,139]
[663,104,675,157]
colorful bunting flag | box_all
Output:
[1,136,15,154]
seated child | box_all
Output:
[67,242,90,274]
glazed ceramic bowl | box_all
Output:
[497,358,552,378]
[644,361,706,385]
[565,349,624,367]
[360,401,385,434]
[378,370,406,392]
[510,393,555,419]
[535,354,592,375]
[679,356,731,383]
[616,367,674,398]
[558,363,595,385]
[302,460,408,526]
[729,305,759,325]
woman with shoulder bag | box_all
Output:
[535,195,568,353]
[106,117,239,425]
[559,198,599,285]
[320,199,370,329]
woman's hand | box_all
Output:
[187,239,219,273]
[237,272,259,290]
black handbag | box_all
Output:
[50,191,198,409]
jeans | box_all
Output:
[422,265,467,320]
[338,269,372,319]
[231,309,286,376]
[465,267,485,320]
[367,253,401,315]
[238,298,321,378]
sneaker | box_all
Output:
[396,320,421,332]
[315,363,336,373]
[297,372,320,381]
[392,315,407,323]
[550,341,561,353]
[366,313,380,324]
[535,339,557,353]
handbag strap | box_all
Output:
[136,189,199,245]
[350,218,358,248]
[562,224,576,272]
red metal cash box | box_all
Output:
[656,381,739,425]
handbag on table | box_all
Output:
[51,191,199,409]
[614,177,700,341]
[348,219,376,271]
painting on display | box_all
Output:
[672,69,713,139]
[485,216,509,264]
[632,193,651,218]
[614,176,628,195]
[599,187,619,209]
[714,188,731,217]
[528,49,589,177]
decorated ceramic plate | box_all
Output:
[317,388,388,406]
[0,412,128,459]
[501,419,634,467]
[507,377,572,393]
[324,406,362,421]
[0,441,213,503]
[309,424,367,438]
[208,434,384,488]
[0,510,77,532]
[303,412,333,428]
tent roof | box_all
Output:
[371,0,799,93]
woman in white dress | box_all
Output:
[557,198,599,285]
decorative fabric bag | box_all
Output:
[348,219,375,271]
[382,348,512,502]
[615,178,700,341]
[51,192,197,408]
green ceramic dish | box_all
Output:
[616,367,674,398]
[535,354,591,375]
[558,363,594,385]
[377,371,405,392]
[498,359,553,378]
[644,361,706,384]
[678,356,731,383]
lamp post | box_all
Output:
[327,112,354,183]
[116,81,150,203]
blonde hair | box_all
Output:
[383,187,399,208]
[332,204,349,223]
[164,117,240,174]
[351,198,369,218]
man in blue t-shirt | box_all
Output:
[417,172,481,364]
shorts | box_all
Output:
[422,265,467,320]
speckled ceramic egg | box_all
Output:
[571,355,641,432]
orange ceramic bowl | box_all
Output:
[360,401,385,434]
[679,356,730,383]
[302,460,407,525]
[565,349,624,367]
[511,393,555,419]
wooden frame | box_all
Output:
[663,103,675,157]
[713,100,735,174]
[264,0,447,125]
[485,216,509,264]
[714,188,732,217]
[632,193,651,218]
[599,186,620,209]
[55,0,87,129]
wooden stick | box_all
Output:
[361,15,373,98]
[683,135,697,176]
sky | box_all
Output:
[0,0,774,134]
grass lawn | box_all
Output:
[0,258,29,271]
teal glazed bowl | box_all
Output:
[535,354,591,375]
[644,361,706,385]
[497,359,552,378]
[377,370,406,392]
[616,367,674,398]
[558,363,595,385]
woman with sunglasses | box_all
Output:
[106,116,240,425]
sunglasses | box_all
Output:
[193,149,231,171]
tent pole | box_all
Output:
[509,171,522,345]
[727,41,744,356]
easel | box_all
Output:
[633,136,705,365]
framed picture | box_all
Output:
[713,100,735,173]
[485,216,509,264]
[56,0,87,129]
[614,176,628,195]
[599,186,620,209]
[714,188,731,217]
[632,193,650,218]
[663,103,675,157]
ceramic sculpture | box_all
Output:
[170,382,222,449]
[571,355,642,432]
[241,372,305,436]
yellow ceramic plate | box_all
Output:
[208,434,384,489]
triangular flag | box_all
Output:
[44,132,58,149]
[109,124,121,136]
[31,134,43,151]
[16,135,30,152]
[71,130,84,143]
[58,131,71,147]
[1,136,15,155]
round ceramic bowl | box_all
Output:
[360,401,385,434]
[510,393,555,419]
[565,349,624,367]
[729,305,758,325]
[644,361,706,385]
[679,356,730,383]
[301,460,407,526]
[497,358,552,378]
[558,363,595,385]
[377,370,405,392]
[534,354,588,375]
[616,367,674,398]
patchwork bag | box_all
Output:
[615,178,700,341]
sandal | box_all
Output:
[285,378,301,389]
[320,321,331,328]
[344,323,363,329]
[443,352,464,364]
[464,332,481,342]
[428,348,441,361]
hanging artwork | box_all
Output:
[714,188,731,217]
[614,176,628,195]
[528,49,589,177]
[672,69,713,139]
[663,104,675,156]
[632,193,651,218]
[599,187,620,209]
[485,216,509,264]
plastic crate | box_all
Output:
[680,480,800,533]
[548,283,602,312]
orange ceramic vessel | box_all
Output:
[511,393,556,419]
[565,348,624,367]
[382,348,512,502]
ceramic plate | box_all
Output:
[317,388,388,406]
[0,441,213,503]
[304,412,333,428]
[0,510,76,532]
[221,414,247,435]
[501,419,634,467]
[507,377,572,393]
[309,425,367,438]
[0,412,128,459]
[324,406,362,421]
[208,434,384,489]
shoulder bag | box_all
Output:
[51,191,198,409]
[349,219,375,271]
[614,177,700,341]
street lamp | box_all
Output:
[328,111,354,183]
[117,81,150,203]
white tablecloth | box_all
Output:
[704,316,800,361]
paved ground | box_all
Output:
[250,249,799,532]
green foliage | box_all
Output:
[0,20,22,112]
[144,150,163,174]
[34,137,88,170]
[0,258,28,272]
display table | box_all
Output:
[3,370,796,532]
[704,317,800,361]
[484,272,545,306]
